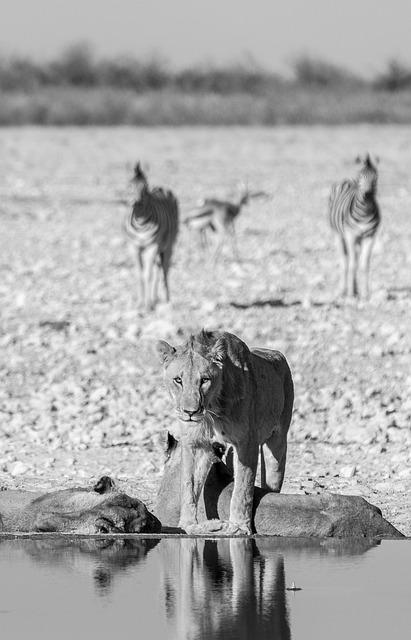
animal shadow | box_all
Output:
[230,298,299,309]
[230,298,328,310]
[387,286,411,299]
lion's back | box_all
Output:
[250,348,294,423]
[251,348,292,382]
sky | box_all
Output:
[1,0,411,76]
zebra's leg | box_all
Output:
[150,255,161,308]
[345,232,358,298]
[160,245,173,303]
[134,246,145,309]
[354,241,363,296]
[359,235,376,299]
[141,244,158,311]
[335,234,348,297]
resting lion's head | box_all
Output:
[155,330,250,430]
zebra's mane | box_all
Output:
[131,162,149,192]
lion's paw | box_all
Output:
[185,519,251,536]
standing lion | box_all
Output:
[155,330,294,535]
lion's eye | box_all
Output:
[201,377,210,385]
[174,376,182,385]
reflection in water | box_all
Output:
[0,536,409,640]
[160,538,291,640]
[8,537,160,596]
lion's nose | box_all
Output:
[183,409,197,418]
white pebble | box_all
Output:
[339,465,357,478]
[10,461,30,476]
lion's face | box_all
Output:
[156,340,224,424]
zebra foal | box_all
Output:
[123,163,179,311]
[328,154,381,299]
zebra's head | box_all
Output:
[356,154,378,195]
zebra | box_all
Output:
[184,188,266,261]
[328,154,381,299]
[123,162,179,311]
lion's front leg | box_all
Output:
[188,440,258,536]
[179,441,214,531]
[228,441,259,535]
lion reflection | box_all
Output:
[9,537,160,596]
[159,538,291,640]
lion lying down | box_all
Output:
[0,476,161,534]
[0,469,402,537]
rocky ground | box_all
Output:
[0,126,410,535]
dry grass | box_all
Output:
[0,126,410,533]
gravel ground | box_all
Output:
[0,126,410,535]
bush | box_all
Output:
[374,59,411,91]
[48,43,97,87]
[98,56,169,91]
[174,63,280,94]
[291,55,362,87]
[0,57,45,91]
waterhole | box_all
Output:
[0,537,409,640]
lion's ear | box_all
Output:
[211,336,226,366]
[155,340,176,364]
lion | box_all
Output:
[0,476,161,534]
[155,330,294,535]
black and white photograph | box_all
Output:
[0,1,410,638]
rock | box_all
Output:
[141,318,178,340]
[340,465,357,478]
[9,461,30,476]
[77,468,89,477]
[199,299,219,314]
[89,386,109,403]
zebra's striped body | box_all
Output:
[124,163,179,311]
[124,187,179,250]
[328,155,381,299]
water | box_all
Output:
[0,536,409,640]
